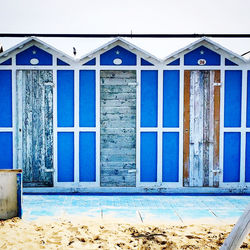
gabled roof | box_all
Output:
[0,37,75,63]
[79,37,161,64]
[163,37,247,64]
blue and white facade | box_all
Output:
[0,37,249,192]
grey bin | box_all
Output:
[0,170,22,219]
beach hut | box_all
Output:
[0,37,249,193]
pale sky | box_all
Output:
[0,0,250,59]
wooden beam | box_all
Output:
[183,70,190,186]
[220,205,250,250]
[213,70,220,187]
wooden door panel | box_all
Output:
[100,70,136,187]
[16,70,53,187]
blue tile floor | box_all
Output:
[22,194,250,224]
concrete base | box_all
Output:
[23,187,250,194]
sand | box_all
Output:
[0,217,249,250]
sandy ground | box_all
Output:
[0,217,249,250]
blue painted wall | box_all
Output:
[163,70,179,127]
[57,132,74,182]
[140,132,157,182]
[100,45,136,65]
[83,58,96,65]
[0,70,12,127]
[0,58,11,65]
[79,132,96,182]
[141,70,158,127]
[162,132,179,182]
[224,70,242,127]
[79,70,96,127]
[246,133,250,182]
[57,70,74,127]
[57,58,69,66]
[0,132,13,169]
[184,46,220,65]
[16,46,52,65]
[167,58,180,66]
[247,71,250,127]
[224,132,240,182]
[141,58,154,66]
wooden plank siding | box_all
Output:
[100,70,136,187]
[16,70,53,187]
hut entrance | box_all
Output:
[16,70,54,187]
[183,70,221,187]
[100,70,136,187]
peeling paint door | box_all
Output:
[100,70,136,187]
[16,70,54,187]
[183,70,220,187]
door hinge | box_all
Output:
[128,169,137,173]
[211,169,221,173]
[214,82,222,87]
[44,169,55,173]
[128,82,138,86]
[44,82,55,87]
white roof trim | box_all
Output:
[79,37,160,63]
[0,37,75,62]
[163,37,247,63]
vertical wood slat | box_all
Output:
[213,70,220,187]
[208,71,215,187]
[183,70,190,186]
[190,71,204,187]
[203,70,211,187]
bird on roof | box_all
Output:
[73,47,76,56]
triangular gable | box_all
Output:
[79,37,160,65]
[0,37,74,65]
[163,37,246,65]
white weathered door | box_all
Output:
[16,70,54,187]
[183,70,220,187]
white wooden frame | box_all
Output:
[0,36,249,192]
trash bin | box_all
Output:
[0,169,22,219]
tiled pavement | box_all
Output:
[22,194,250,224]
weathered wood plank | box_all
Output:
[100,92,136,100]
[203,70,211,187]
[183,70,190,186]
[100,70,136,187]
[213,70,220,187]
[101,99,136,107]
[208,71,215,187]
[220,205,250,250]
[189,71,204,187]
[101,85,136,93]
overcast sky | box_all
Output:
[0,0,250,59]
